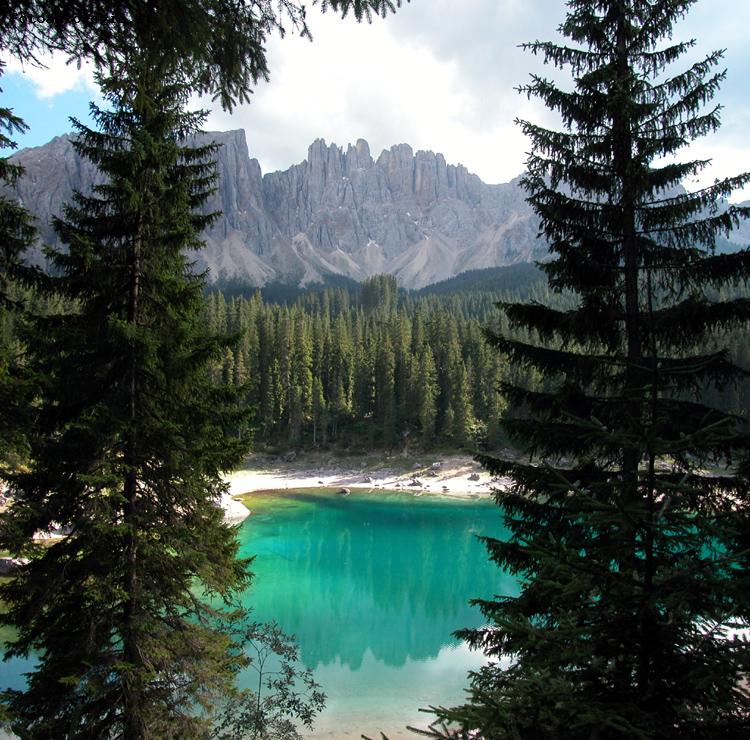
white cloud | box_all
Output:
[203,4,543,183]
[200,0,750,197]
[5,0,746,197]
[3,51,97,99]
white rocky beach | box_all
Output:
[224,452,512,514]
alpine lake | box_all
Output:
[0,488,513,739]
[235,488,514,738]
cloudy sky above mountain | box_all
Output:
[4,0,750,197]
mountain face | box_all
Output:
[9,130,748,289]
[10,130,543,289]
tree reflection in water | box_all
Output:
[237,490,516,670]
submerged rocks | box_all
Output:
[218,493,250,523]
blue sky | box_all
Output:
[4,0,750,199]
[2,70,95,146]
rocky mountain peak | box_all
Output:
[350,138,372,167]
[8,130,546,287]
[17,129,743,289]
[11,128,748,288]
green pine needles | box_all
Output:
[434,1,750,738]
[0,62,36,474]
[0,55,252,738]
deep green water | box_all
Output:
[236,489,514,738]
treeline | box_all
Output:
[206,273,750,451]
[4,270,747,456]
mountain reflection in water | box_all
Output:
[236,490,516,671]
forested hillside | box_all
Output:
[4,265,746,458]
[205,269,750,451]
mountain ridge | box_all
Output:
[10,130,544,289]
[9,129,748,289]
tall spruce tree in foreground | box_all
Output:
[0,56,252,738]
[0,65,34,309]
[0,63,36,473]
[429,1,750,738]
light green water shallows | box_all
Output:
[237,489,514,739]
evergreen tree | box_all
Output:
[0,68,34,307]
[391,312,413,440]
[328,314,353,440]
[276,309,293,430]
[416,347,438,448]
[374,329,396,447]
[361,273,398,317]
[199,276,748,453]
[257,311,280,438]
[353,323,375,422]
[289,310,313,444]
[311,376,327,447]
[0,56,251,737]
[0,63,36,475]
[478,345,505,449]
[435,2,750,737]
[449,358,473,448]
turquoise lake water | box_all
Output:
[236,489,514,738]
[0,489,513,738]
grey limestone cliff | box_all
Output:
[11,129,748,288]
[9,130,545,288]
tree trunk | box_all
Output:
[612,4,654,703]
[123,223,145,739]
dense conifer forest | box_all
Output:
[203,268,750,452]
[3,263,747,466]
